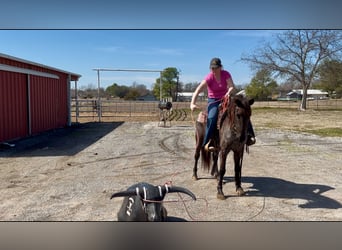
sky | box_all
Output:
[0,30,281,90]
[0,1,341,90]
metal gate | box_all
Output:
[71,99,160,122]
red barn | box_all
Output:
[0,53,81,143]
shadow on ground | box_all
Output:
[222,176,341,209]
[166,216,188,222]
[0,122,124,158]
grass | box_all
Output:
[187,107,342,137]
[251,108,342,138]
[302,128,342,137]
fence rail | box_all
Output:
[71,98,342,122]
[251,98,342,109]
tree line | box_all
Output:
[73,57,342,103]
[73,30,342,109]
[72,67,202,101]
[241,30,342,110]
[244,58,342,101]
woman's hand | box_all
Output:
[190,103,199,111]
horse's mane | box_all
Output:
[227,96,237,128]
[219,95,237,129]
[219,94,251,129]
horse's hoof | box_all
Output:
[236,188,245,196]
[192,175,198,181]
[211,170,218,177]
[217,193,226,200]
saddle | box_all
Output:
[196,111,207,123]
[195,96,229,129]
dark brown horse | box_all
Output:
[216,94,254,199]
[192,94,254,200]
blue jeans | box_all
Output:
[202,98,221,147]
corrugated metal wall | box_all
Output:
[30,74,68,135]
[0,54,78,143]
[0,71,28,142]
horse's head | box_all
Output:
[219,94,254,133]
[226,94,254,120]
[222,94,254,133]
[233,95,254,118]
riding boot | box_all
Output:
[246,121,256,146]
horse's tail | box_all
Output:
[201,147,211,172]
[195,120,210,172]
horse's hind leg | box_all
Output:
[192,147,200,180]
[193,121,205,181]
[217,150,228,200]
[234,151,245,196]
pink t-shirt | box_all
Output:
[204,70,232,99]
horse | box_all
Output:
[192,94,254,200]
[216,94,254,199]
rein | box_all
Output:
[141,196,209,221]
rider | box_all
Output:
[190,57,256,152]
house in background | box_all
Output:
[136,93,157,101]
[287,89,329,100]
[277,89,329,101]
[0,53,81,143]
[285,90,302,101]
[176,92,205,102]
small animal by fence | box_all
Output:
[110,182,196,221]
[158,101,173,127]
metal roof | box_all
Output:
[0,52,81,80]
[292,89,328,95]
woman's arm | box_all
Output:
[190,80,207,111]
[225,77,236,97]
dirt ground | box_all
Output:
[1,109,342,221]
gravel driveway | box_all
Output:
[1,121,341,221]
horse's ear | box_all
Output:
[249,98,254,106]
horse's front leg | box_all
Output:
[217,150,228,200]
[234,151,245,196]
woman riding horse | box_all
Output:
[190,57,256,152]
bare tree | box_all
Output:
[241,30,342,110]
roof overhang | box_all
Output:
[0,53,81,81]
